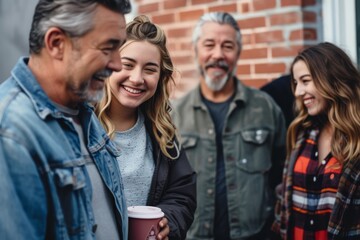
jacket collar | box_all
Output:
[190,77,249,109]
[11,57,110,151]
[11,57,91,120]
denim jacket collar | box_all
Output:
[11,57,116,153]
[11,57,92,121]
[11,57,63,120]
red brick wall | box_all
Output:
[133,0,322,98]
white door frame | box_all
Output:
[322,0,357,63]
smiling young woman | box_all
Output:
[95,15,196,240]
[273,42,360,240]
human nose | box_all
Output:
[212,45,224,59]
[108,51,122,72]
[294,83,305,97]
[129,68,143,84]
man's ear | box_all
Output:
[44,27,67,60]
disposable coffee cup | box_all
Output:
[128,206,164,240]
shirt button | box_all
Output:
[313,176,317,182]
[241,158,247,164]
[315,151,318,157]
[208,129,214,135]
[310,219,314,225]
[207,189,213,195]
[322,160,326,165]
[208,157,214,163]
[204,222,210,229]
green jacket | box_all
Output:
[171,78,286,239]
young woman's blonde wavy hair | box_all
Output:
[96,15,179,159]
[287,42,360,165]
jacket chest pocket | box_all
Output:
[181,136,203,172]
[182,136,197,149]
[52,162,92,237]
[235,129,272,173]
[55,167,86,190]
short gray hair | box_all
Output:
[29,0,131,54]
[192,12,242,54]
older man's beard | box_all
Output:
[204,72,229,91]
[87,88,105,103]
[200,60,236,91]
[71,69,112,103]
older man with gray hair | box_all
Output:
[172,12,286,240]
[0,0,131,239]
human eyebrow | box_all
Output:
[121,57,136,63]
[223,40,235,46]
[104,39,122,50]
[145,62,160,68]
[202,39,215,44]
[299,74,311,80]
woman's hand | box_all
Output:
[157,217,170,240]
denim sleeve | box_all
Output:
[0,134,47,239]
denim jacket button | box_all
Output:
[204,222,210,229]
[92,224,98,233]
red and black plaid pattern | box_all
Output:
[328,158,360,239]
[291,129,342,240]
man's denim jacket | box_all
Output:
[0,58,128,239]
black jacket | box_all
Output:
[145,120,197,240]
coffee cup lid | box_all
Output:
[128,206,164,219]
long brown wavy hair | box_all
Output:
[96,15,179,159]
[287,42,360,164]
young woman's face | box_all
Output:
[109,40,161,110]
[293,60,327,116]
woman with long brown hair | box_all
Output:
[273,42,360,240]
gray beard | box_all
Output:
[86,89,104,103]
[202,67,237,91]
[70,81,104,104]
[204,73,229,91]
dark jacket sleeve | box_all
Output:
[328,160,360,240]
[149,147,197,240]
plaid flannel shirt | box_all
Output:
[328,158,360,239]
[272,131,305,240]
[291,128,341,239]
[273,129,360,240]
